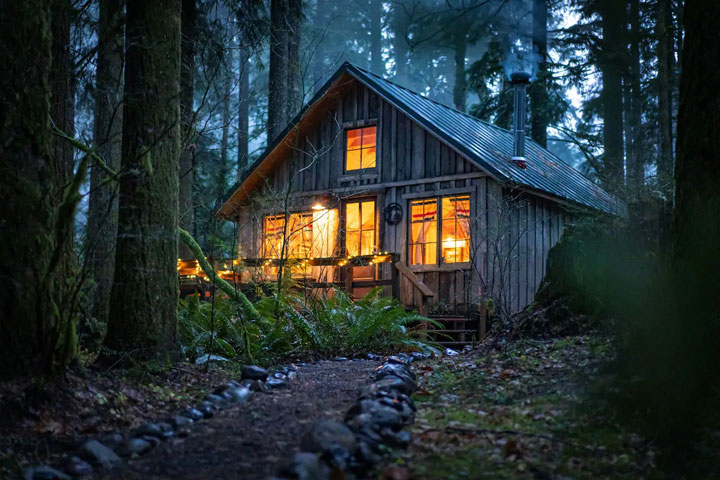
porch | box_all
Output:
[177,253,484,347]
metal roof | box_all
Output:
[346,63,625,216]
[219,62,625,217]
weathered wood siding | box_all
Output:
[238,78,570,314]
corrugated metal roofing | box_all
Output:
[219,62,625,217]
[346,63,625,216]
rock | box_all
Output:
[140,436,161,448]
[195,354,229,365]
[444,347,459,356]
[265,377,288,389]
[376,363,417,382]
[249,379,267,393]
[410,351,428,361]
[24,466,71,480]
[241,365,269,381]
[165,415,193,429]
[385,355,407,365]
[133,422,173,439]
[272,372,287,380]
[204,393,230,407]
[62,456,93,477]
[117,437,154,457]
[367,353,382,361]
[78,439,122,469]
[222,386,252,403]
[179,407,205,421]
[98,432,124,448]
[287,364,298,372]
[197,401,217,418]
[332,356,349,362]
[287,371,298,380]
[371,375,417,395]
[354,440,381,465]
[305,420,357,458]
[283,452,329,480]
[380,427,411,448]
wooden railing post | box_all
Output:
[391,253,400,300]
[344,263,354,299]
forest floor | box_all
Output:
[386,335,663,480]
[0,357,380,479]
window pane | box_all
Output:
[362,126,376,147]
[346,202,359,231]
[346,149,361,171]
[411,221,424,244]
[346,231,360,257]
[347,128,362,149]
[424,243,437,265]
[361,200,375,231]
[409,199,438,265]
[441,195,471,263]
[361,230,375,255]
[410,244,423,266]
[361,147,376,168]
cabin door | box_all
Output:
[344,198,377,298]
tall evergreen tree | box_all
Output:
[626,0,643,191]
[656,0,674,194]
[105,0,181,359]
[369,0,383,74]
[179,0,196,259]
[286,0,303,121]
[0,0,71,378]
[88,0,124,327]
[268,0,288,139]
[529,0,548,147]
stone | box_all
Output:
[376,363,417,382]
[62,456,93,477]
[332,356,348,362]
[444,347,459,356]
[366,353,382,361]
[354,440,381,465]
[265,377,288,389]
[24,466,71,480]
[197,401,217,418]
[386,355,407,365]
[98,432,124,448]
[133,422,173,439]
[249,379,267,393]
[371,375,417,395]
[165,415,193,429]
[380,427,411,448]
[241,365,269,381]
[272,372,287,380]
[204,393,230,407]
[179,407,205,421]
[117,437,154,457]
[78,439,122,469]
[222,386,252,403]
[287,371,298,380]
[304,420,357,463]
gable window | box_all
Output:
[345,126,376,171]
[409,195,470,265]
[345,199,376,256]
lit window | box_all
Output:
[345,200,376,256]
[263,212,315,259]
[441,196,470,263]
[345,126,376,171]
[409,199,437,265]
[409,195,470,265]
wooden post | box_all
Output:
[391,253,400,300]
[345,263,354,299]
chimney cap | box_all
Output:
[510,71,531,84]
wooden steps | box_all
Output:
[423,314,479,347]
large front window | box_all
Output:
[345,199,376,256]
[345,126,376,171]
[409,195,470,265]
[263,209,338,259]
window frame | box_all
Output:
[408,194,472,269]
[343,125,378,174]
[343,197,377,257]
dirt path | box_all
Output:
[102,359,379,479]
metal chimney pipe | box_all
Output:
[510,71,531,163]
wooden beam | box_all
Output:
[394,261,435,298]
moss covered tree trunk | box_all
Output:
[178,0,196,259]
[0,1,59,378]
[88,0,124,327]
[672,0,720,365]
[105,0,181,359]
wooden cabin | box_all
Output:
[216,62,624,343]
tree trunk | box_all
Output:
[0,1,60,378]
[286,0,302,123]
[671,0,720,387]
[599,0,626,193]
[178,0,196,259]
[626,0,643,192]
[312,0,327,92]
[657,0,674,194]
[452,29,468,112]
[105,0,181,359]
[392,6,408,82]
[219,63,232,200]
[268,0,288,140]
[237,11,250,174]
[529,0,548,147]
[369,0,383,74]
[88,0,124,327]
